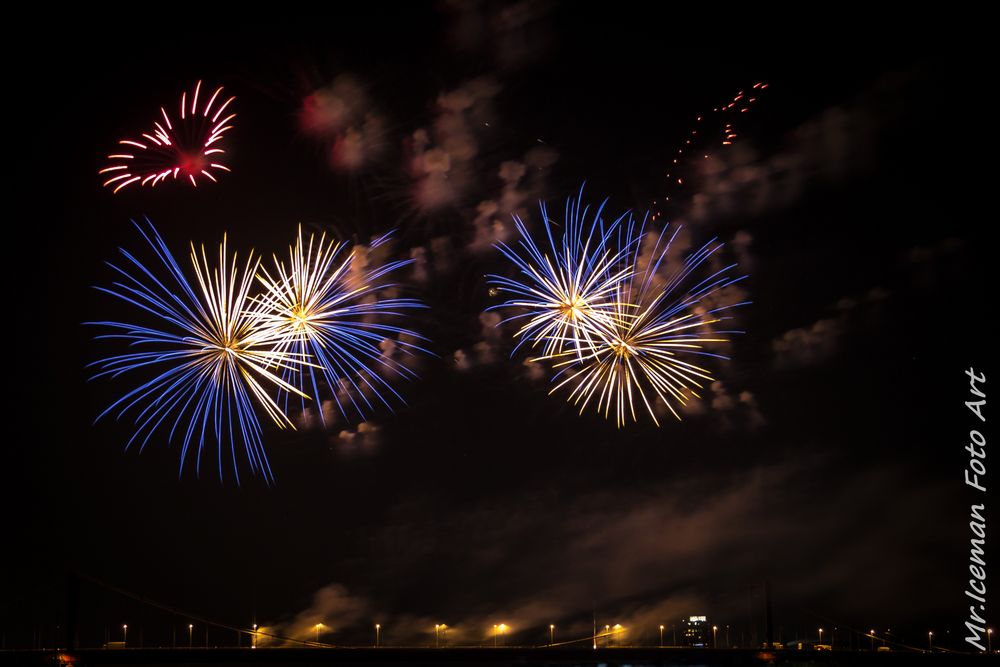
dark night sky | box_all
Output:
[15,5,993,652]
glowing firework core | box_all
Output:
[560,296,587,319]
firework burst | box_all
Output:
[487,190,637,360]
[99,81,235,193]
[88,220,306,484]
[254,226,429,423]
[490,193,749,426]
[546,219,749,426]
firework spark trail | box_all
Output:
[487,188,639,360]
[254,226,430,424]
[543,215,750,426]
[652,81,769,221]
[88,220,307,484]
[99,81,235,193]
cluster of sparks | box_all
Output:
[89,221,425,483]
[100,81,235,194]
[489,191,748,426]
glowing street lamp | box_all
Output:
[870,630,876,651]
[659,625,664,647]
[498,624,507,646]
[712,625,717,649]
[988,628,993,653]
[818,628,823,645]
[123,624,128,646]
[435,624,441,648]
[493,624,498,647]
[375,624,381,648]
[252,624,257,649]
[314,623,323,644]
[188,624,193,648]
[549,624,555,645]
[927,631,933,651]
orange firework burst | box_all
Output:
[99,81,235,194]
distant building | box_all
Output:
[683,616,709,647]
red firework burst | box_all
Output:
[99,81,235,194]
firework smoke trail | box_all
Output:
[544,216,750,426]
[254,226,429,424]
[88,220,307,484]
[487,189,638,360]
[99,81,235,193]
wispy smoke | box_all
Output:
[407,77,502,213]
[266,452,950,643]
[300,75,388,171]
[773,286,889,369]
[444,0,554,71]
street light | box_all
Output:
[613,624,622,647]
[549,624,555,645]
[818,628,823,645]
[870,630,876,651]
[188,624,193,648]
[498,624,507,646]
[927,631,933,651]
[314,623,323,644]
[123,624,127,646]
[435,624,440,648]
[988,628,993,653]
[659,624,664,647]
[493,624,498,647]
[712,625,717,649]
[252,624,257,649]
[375,624,381,648]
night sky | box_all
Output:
[16,6,992,653]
